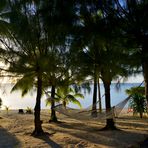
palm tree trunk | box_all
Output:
[143,62,148,110]
[49,85,58,122]
[140,111,143,118]
[142,44,148,111]
[91,65,97,117]
[32,74,44,135]
[98,78,102,113]
[63,100,66,108]
[103,81,116,130]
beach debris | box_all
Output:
[18,109,24,114]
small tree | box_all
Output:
[57,87,84,108]
[46,87,84,109]
[5,106,9,115]
[126,87,147,118]
[26,107,33,114]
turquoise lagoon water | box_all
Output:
[0,83,142,110]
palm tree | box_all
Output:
[126,86,147,118]
[49,85,57,122]
[39,0,81,122]
[98,78,102,113]
[0,0,49,135]
[0,0,80,134]
[43,58,86,122]
[76,1,128,129]
[100,48,129,129]
[72,1,103,117]
[43,56,87,122]
[46,87,84,109]
[42,48,73,122]
[5,105,9,115]
[113,0,148,110]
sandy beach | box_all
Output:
[0,110,148,148]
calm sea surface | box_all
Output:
[0,83,142,110]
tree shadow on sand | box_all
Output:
[116,117,148,131]
[33,132,62,148]
[48,121,148,147]
[0,127,20,147]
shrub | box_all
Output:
[126,86,147,118]
[26,107,33,114]
[5,106,9,115]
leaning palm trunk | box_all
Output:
[142,44,148,111]
[49,85,58,122]
[91,66,97,117]
[143,64,148,111]
[140,110,143,118]
[98,78,102,113]
[143,65,148,111]
[63,100,66,109]
[32,74,44,135]
[103,81,116,130]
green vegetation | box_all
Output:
[26,107,33,114]
[0,0,147,134]
[5,106,9,115]
[45,86,84,122]
[46,87,84,109]
[126,87,147,118]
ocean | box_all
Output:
[0,83,142,110]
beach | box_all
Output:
[0,110,148,148]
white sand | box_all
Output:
[0,110,148,148]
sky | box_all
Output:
[124,74,144,83]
